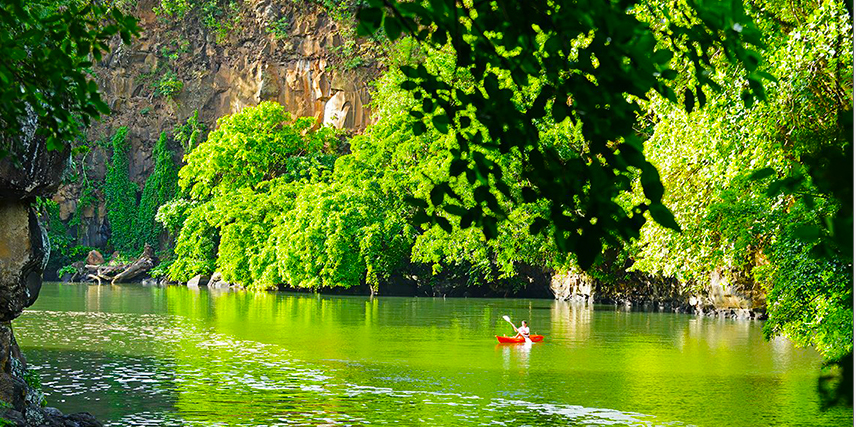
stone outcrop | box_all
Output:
[550,271,594,302]
[0,137,101,424]
[551,268,767,320]
[0,202,46,321]
[52,0,382,250]
[85,250,105,266]
[206,272,233,289]
[0,117,68,201]
[186,274,211,289]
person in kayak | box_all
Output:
[513,320,530,340]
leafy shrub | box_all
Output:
[154,0,191,18]
[153,70,183,99]
[22,370,41,390]
[173,110,206,154]
[56,265,77,278]
[265,17,290,40]
[167,102,339,284]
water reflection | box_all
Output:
[550,300,593,344]
[496,341,533,371]
[12,283,853,427]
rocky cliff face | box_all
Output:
[55,0,381,249]
[0,136,101,425]
[550,267,767,319]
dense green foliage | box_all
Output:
[165,102,340,285]
[153,70,184,100]
[104,127,139,254]
[173,110,207,154]
[0,0,138,155]
[356,0,769,270]
[104,127,179,255]
[38,0,847,402]
[345,0,853,373]
[154,0,241,42]
[136,132,179,249]
[35,197,94,278]
[165,62,572,291]
[629,0,852,361]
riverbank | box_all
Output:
[58,249,768,320]
[69,267,769,322]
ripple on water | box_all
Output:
[20,310,678,426]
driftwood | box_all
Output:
[81,244,156,285]
[111,245,155,284]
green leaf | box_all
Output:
[404,195,428,209]
[696,86,707,109]
[460,209,475,229]
[521,187,538,203]
[383,15,403,40]
[683,88,695,113]
[449,159,467,176]
[660,69,678,80]
[443,204,467,217]
[651,49,673,65]
[436,216,452,233]
[356,7,383,36]
[793,225,820,242]
[422,98,435,113]
[750,167,775,180]
[575,237,597,270]
[741,89,754,108]
[413,210,431,225]
[400,65,418,78]
[430,186,445,206]
[413,121,427,136]
[641,164,664,203]
[649,203,681,232]
[482,216,498,240]
[432,114,450,134]
[431,30,447,46]
[529,217,548,234]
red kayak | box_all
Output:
[496,335,544,343]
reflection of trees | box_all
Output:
[23,284,853,426]
[550,300,593,342]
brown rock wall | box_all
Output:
[56,0,382,250]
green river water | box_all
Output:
[14,282,853,426]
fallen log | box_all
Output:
[78,245,157,285]
[91,264,125,278]
[87,274,102,286]
[111,244,155,285]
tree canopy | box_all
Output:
[0,0,139,155]
[355,0,772,269]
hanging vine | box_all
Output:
[104,127,139,254]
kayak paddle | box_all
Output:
[502,315,514,327]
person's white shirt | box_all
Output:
[519,325,530,336]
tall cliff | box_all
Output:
[0,122,103,425]
[52,0,381,250]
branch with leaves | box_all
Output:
[0,0,139,156]
[357,0,767,268]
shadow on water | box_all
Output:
[22,348,179,422]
